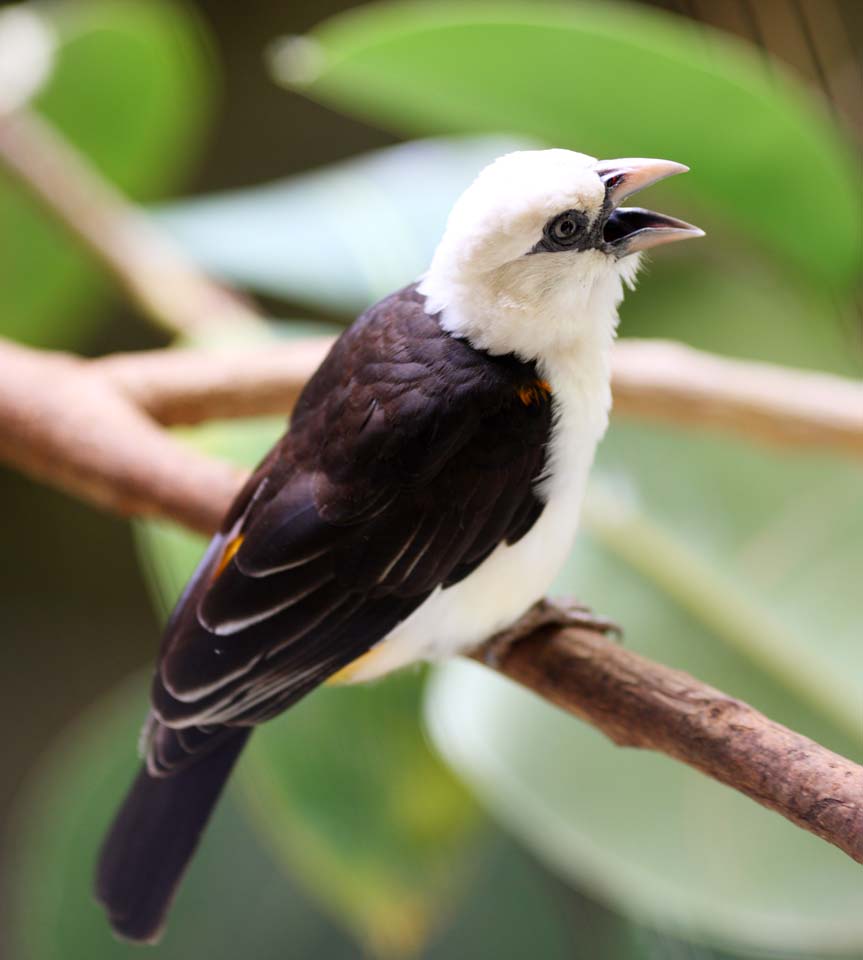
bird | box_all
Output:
[95,148,703,943]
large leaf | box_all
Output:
[428,654,863,957]
[241,674,479,957]
[589,424,863,731]
[5,674,361,960]
[272,0,861,295]
[5,663,580,960]
[426,423,863,957]
[617,255,862,378]
[156,137,861,376]
[156,135,531,316]
[0,0,212,347]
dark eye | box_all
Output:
[544,209,586,249]
[552,216,578,240]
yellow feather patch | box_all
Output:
[517,379,552,407]
[211,533,244,583]
[326,647,382,685]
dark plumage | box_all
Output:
[96,284,553,942]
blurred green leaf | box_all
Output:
[273,0,861,295]
[6,665,579,959]
[618,253,862,377]
[156,135,532,315]
[6,675,364,960]
[427,653,863,957]
[590,424,863,731]
[424,838,576,960]
[242,673,479,958]
[156,137,861,374]
[0,0,213,347]
[426,423,863,958]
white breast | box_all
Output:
[342,343,612,683]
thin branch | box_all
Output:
[610,339,863,459]
[92,338,863,458]
[0,109,262,337]
[95,339,333,426]
[0,335,861,865]
[472,602,863,865]
[0,339,241,534]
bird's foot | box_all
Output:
[479,598,622,669]
[553,597,623,641]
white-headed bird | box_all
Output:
[96,148,703,942]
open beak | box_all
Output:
[594,158,704,256]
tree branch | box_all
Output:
[90,338,863,458]
[94,339,333,426]
[472,603,863,865]
[0,334,860,865]
[610,339,863,459]
[0,339,241,533]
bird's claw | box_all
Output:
[555,598,623,640]
[479,598,622,669]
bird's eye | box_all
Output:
[544,210,586,249]
[553,217,577,239]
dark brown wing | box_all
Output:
[146,285,552,774]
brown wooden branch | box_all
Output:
[610,339,863,459]
[89,338,863,458]
[0,335,861,865]
[472,603,863,865]
[0,339,241,533]
[94,340,334,426]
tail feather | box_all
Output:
[95,729,250,943]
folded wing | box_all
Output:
[147,285,553,773]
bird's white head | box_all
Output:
[419,148,703,361]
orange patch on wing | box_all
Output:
[517,379,552,407]
[211,533,244,582]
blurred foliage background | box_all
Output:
[0,1,861,958]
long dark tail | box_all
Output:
[95,729,251,943]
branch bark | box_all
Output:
[0,335,860,864]
[472,603,863,864]
[91,338,863,457]
[0,339,241,533]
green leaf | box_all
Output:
[273,0,861,294]
[5,674,361,960]
[6,662,578,960]
[427,654,863,957]
[0,0,213,348]
[156,135,532,315]
[242,673,479,957]
[425,424,863,957]
[589,425,863,737]
[618,254,863,378]
[424,838,576,960]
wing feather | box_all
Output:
[148,285,553,769]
